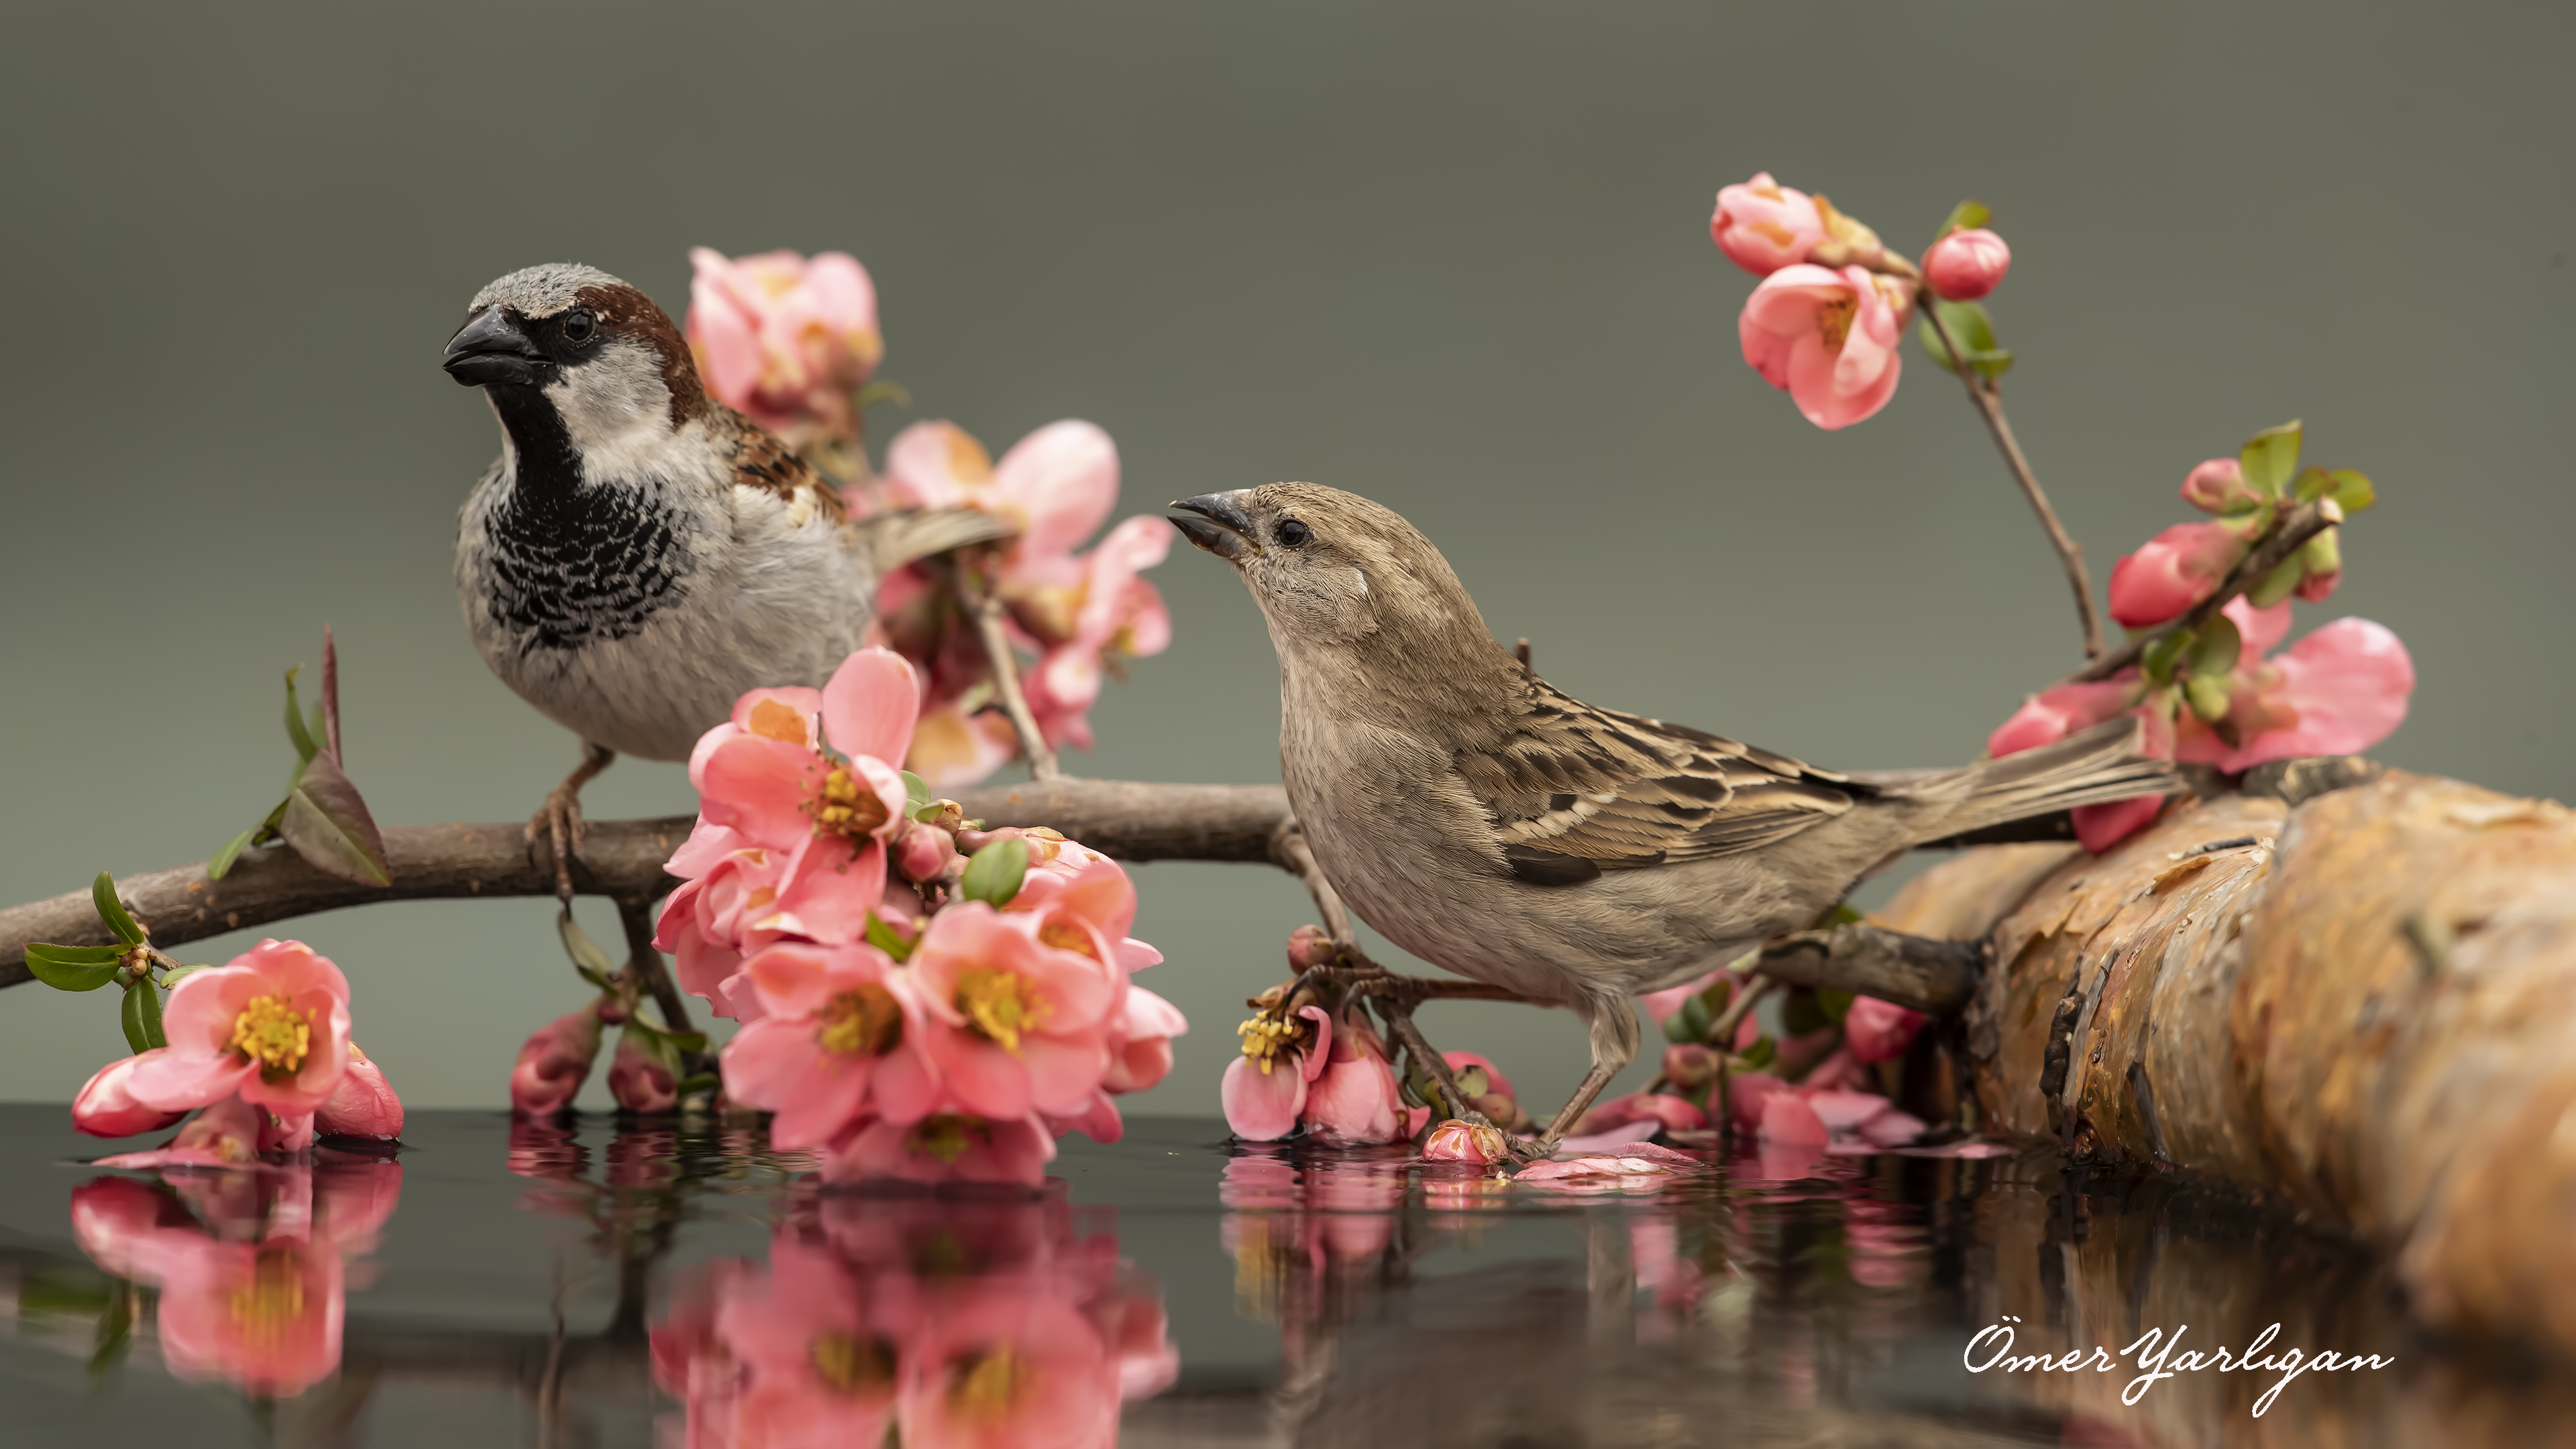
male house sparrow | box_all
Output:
[1171,484,2174,1154]
[443,263,995,884]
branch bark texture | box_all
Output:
[1873,771,2576,1357]
[0,779,1291,988]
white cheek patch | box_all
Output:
[1352,567,1369,596]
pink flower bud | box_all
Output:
[1421,1118,1509,1165]
[893,818,961,883]
[511,1005,604,1118]
[2294,527,2342,603]
[608,1031,678,1115]
[1843,997,1927,1065]
[2179,457,2262,514]
[316,1043,405,1139]
[1922,227,2011,301]
[71,1055,189,1138]
[1286,924,1340,971]
[1710,172,1826,276]
[2107,521,2250,629]
[1662,1042,1722,1091]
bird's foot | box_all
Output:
[527,786,588,903]
[1505,1132,1562,1165]
[525,743,615,902]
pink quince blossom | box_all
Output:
[608,1031,678,1114]
[1102,984,1188,1096]
[1844,996,1927,1065]
[719,941,941,1148]
[2180,456,2263,514]
[1757,1091,1831,1145]
[72,1055,188,1138]
[510,1004,604,1117]
[908,903,1114,1122]
[1922,227,2012,301]
[125,939,352,1118]
[316,1043,402,1139]
[685,248,883,452]
[2107,521,2249,629]
[1986,678,2143,757]
[826,1110,1059,1187]
[1739,264,1914,430]
[153,1236,347,1396]
[1710,172,1827,276]
[2176,617,2416,773]
[97,1095,268,1170]
[659,647,922,1009]
[1299,1014,1411,1148]
[1220,1003,1332,1141]
[1421,1118,1510,1165]
[1575,1091,1707,1139]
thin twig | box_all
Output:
[1267,820,1354,946]
[1707,973,1775,1049]
[947,563,1060,780]
[614,894,698,1056]
[1921,298,2106,659]
[2057,498,2339,686]
[1375,996,1486,1127]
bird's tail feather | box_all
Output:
[1915,716,2178,843]
[854,507,1014,574]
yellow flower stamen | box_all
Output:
[955,969,1047,1054]
[905,1113,986,1163]
[1815,292,1855,351]
[812,765,891,841]
[816,982,904,1059]
[950,1348,1029,1421]
[229,995,311,1075]
[227,1250,307,1346]
[1036,918,1097,960]
[810,1331,897,1395]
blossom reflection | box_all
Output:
[66,1147,399,1397]
[652,1187,1176,1446]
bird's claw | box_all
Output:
[1505,1133,1560,1165]
[526,786,588,904]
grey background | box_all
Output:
[1,3,2567,1115]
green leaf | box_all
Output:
[1662,1006,1698,1044]
[1938,199,1993,237]
[91,873,145,946]
[2324,468,2375,513]
[901,771,932,808]
[13,1267,112,1316]
[1817,989,1854,1024]
[1698,975,1735,1014]
[2292,465,2334,503]
[1678,993,1714,1042]
[136,977,164,1049]
[88,1289,133,1377]
[308,700,329,759]
[863,911,918,963]
[159,965,209,991]
[2238,421,2303,498]
[23,944,124,991]
[277,751,391,886]
[2301,527,2342,582]
[1917,301,2013,379]
[208,828,258,881]
[2185,674,2233,722]
[958,837,1029,908]
[1737,1035,1777,1071]
[2190,613,2243,676]
[283,665,320,763]
[855,378,912,411]
[558,910,621,986]
[2141,625,2195,686]
[2246,553,2306,608]
[119,984,150,1055]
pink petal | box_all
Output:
[763,836,886,947]
[730,688,822,747]
[2222,596,2294,655]
[664,820,748,881]
[1801,1088,1893,1132]
[124,1051,254,1113]
[2220,619,2414,771]
[996,421,1118,561]
[2072,794,2170,852]
[820,647,920,765]
[1018,1032,1112,1116]
[697,734,820,847]
[1221,1055,1307,1140]
[1756,1092,1830,1145]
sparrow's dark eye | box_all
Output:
[559,310,596,345]
[1276,517,1312,547]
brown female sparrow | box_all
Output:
[443,263,996,889]
[1171,483,2174,1156]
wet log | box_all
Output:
[1874,768,2576,1358]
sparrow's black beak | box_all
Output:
[1169,492,1256,564]
[443,307,549,388]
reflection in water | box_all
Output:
[651,1191,1176,1446]
[11,1114,2575,1446]
[65,1144,399,1397]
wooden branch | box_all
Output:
[2059,498,2338,686]
[0,778,1292,988]
[1921,297,2106,659]
[1750,924,1983,1014]
[1876,771,2576,1358]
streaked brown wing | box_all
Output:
[1459,682,1864,882]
